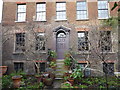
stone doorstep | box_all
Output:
[56,63,64,65]
[55,77,63,80]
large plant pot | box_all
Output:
[50,57,56,62]
[68,78,74,85]
[0,66,7,75]
[43,78,53,86]
[12,75,22,88]
[51,66,56,70]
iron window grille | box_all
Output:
[36,33,45,51]
[99,31,111,52]
[78,31,89,51]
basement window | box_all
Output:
[14,62,24,72]
[35,62,46,73]
[103,62,114,75]
[79,63,91,77]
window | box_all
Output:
[78,32,89,51]
[36,3,46,21]
[98,0,109,19]
[76,1,88,20]
[99,31,111,52]
[17,4,26,21]
[56,2,66,20]
[35,62,46,72]
[36,33,45,51]
[14,62,24,72]
[15,33,25,52]
[103,62,114,75]
[79,63,91,76]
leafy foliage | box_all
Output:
[64,57,72,66]
[49,50,57,58]
[49,61,57,67]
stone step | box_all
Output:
[56,63,64,65]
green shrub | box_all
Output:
[64,57,72,66]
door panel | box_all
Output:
[57,32,68,59]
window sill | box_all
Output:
[98,18,109,20]
[76,18,89,21]
[15,21,27,23]
[36,51,47,54]
[34,20,47,22]
[100,52,115,54]
[55,19,67,22]
[13,52,24,55]
[77,51,90,54]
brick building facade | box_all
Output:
[2,0,119,76]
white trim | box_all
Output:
[55,19,67,21]
[15,21,26,23]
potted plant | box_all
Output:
[61,82,73,88]
[49,61,57,70]
[49,50,57,62]
[12,75,22,88]
[0,66,8,75]
[11,71,26,88]
[64,57,72,70]
[43,78,53,86]
[70,68,84,84]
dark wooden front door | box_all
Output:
[57,32,68,59]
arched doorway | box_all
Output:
[53,26,70,59]
[56,31,67,59]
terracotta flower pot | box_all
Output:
[0,66,7,75]
[43,78,53,86]
[51,66,56,70]
[50,57,56,62]
[12,75,22,88]
[68,78,74,85]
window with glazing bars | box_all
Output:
[36,3,46,21]
[56,2,66,20]
[17,4,26,21]
[36,33,45,51]
[98,0,109,19]
[14,62,24,72]
[79,63,91,76]
[78,32,89,51]
[15,33,25,52]
[99,31,111,52]
[103,63,114,75]
[76,1,88,20]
